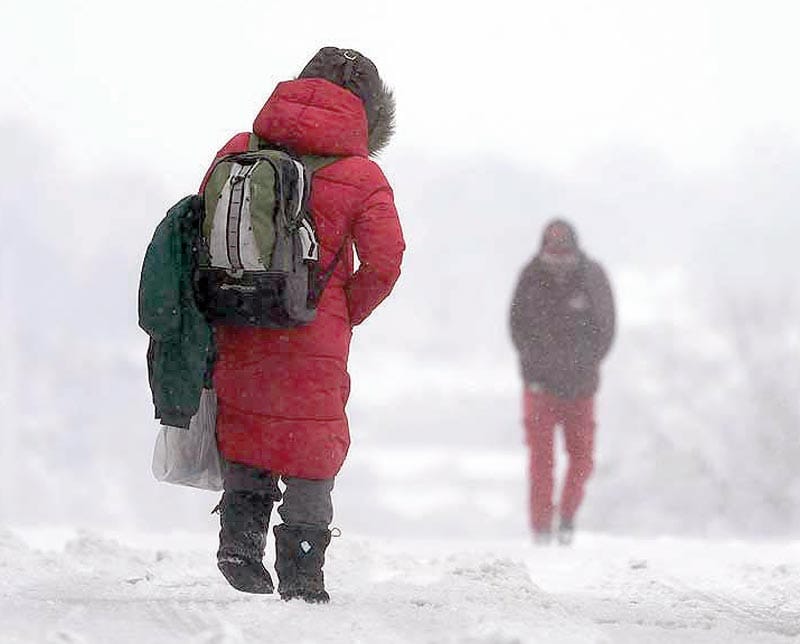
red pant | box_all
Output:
[523,388,596,533]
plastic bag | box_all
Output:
[151,388,223,491]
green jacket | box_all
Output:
[138,195,213,428]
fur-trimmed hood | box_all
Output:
[365,78,395,156]
[298,47,395,156]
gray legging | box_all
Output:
[222,460,334,529]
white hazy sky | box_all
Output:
[2,0,800,187]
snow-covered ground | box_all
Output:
[3,528,799,643]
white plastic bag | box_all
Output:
[151,388,223,491]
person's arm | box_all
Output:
[586,262,616,361]
[509,264,534,353]
[510,263,549,387]
[345,163,405,326]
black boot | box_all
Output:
[215,491,274,594]
[557,517,575,546]
[274,524,332,603]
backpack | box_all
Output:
[196,134,340,327]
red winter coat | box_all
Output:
[200,78,405,479]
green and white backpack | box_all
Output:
[196,134,339,327]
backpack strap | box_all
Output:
[309,241,348,306]
[301,155,341,174]
[297,154,346,306]
[248,133,267,151]
[299,153,347,304]
[247,134,342,174]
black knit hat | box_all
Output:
[298,46,395,156]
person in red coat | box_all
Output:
[202,47,404,602]
[509,220,614,545]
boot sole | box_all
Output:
[217,561,274,594]
[279,590,330,604]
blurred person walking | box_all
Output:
[199,47,404,601]
[509,219,615,545]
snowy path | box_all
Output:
[2,529,799,643]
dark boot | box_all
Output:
[557,517,575,546]
[273,524,332,603]
[215,491,274,594]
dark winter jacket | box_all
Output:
[203,77,404,479]
[139,195,214,428]
[509,255,615,399]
